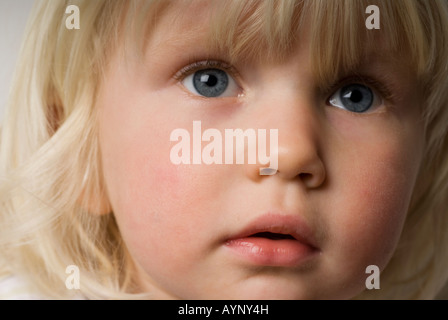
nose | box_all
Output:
[275,125,326,188]
[246,95,326,189]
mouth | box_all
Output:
[248,232,296,240]
[224,214,319,267]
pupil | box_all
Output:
[350,90,363,103]
[202,74,218,87]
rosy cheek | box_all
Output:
[323,108,423,270]
[116,143,205,235]
[113,160,191,265]
[333,145,419,271]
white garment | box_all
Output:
[0,275,45,300]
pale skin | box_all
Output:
[97,2,425,299]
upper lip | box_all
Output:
[226,213,319,249]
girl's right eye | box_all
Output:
[181,68,240,98]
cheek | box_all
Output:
[311,116,424,300]
[324,116,423,277]
[100,121,229,289]
[336,158,410,257]
[103,131,193,242]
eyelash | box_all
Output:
[173,60,238,82]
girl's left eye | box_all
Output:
[328,83,381,113]
[182,68,240,98]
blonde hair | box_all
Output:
[0,0,447,299]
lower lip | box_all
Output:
[225,237,318,267]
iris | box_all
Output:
[192,69,229,97]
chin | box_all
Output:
[215,278,316,300]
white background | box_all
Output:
[0,0,35,122]
[0,0,447,300]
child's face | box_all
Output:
[97,2,425,299]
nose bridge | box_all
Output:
[285,102,320,156]
[258,84,321,152]
[246,84,326,187]
[277,94,322,168]
[254,59,319,135]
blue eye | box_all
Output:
[182,68,239,98]
[329,84,375,113]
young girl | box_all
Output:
[1,0,448,300]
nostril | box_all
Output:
[299,173,313,180]
[298,171,325,189]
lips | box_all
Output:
[224,214,319,267]
[248,232,296,240]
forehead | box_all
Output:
[131,0,420,83]
[145,1,223,58]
